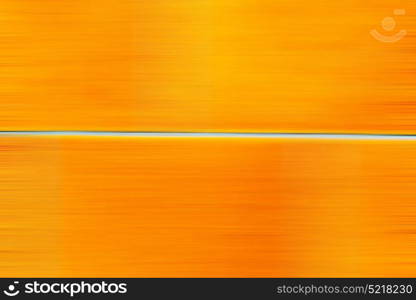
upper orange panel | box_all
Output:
[0,0,415,133]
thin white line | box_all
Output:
[0,131,415,140]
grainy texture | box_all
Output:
[0,0,415,132]
[1,137,415,277]
[1,0,416,278]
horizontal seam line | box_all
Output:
[0,131,415,140]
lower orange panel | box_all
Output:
[0,137,415,277]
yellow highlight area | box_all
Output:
[0,0,415,132]
[1,137,415,277]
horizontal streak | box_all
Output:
[0,131,416,140]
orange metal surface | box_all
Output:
[1,137,415,277]
[1,0,415,278]
[0,0,415,133]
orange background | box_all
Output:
[0,0,416,277]
[1,137,416,277]
[0,0,415,133]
